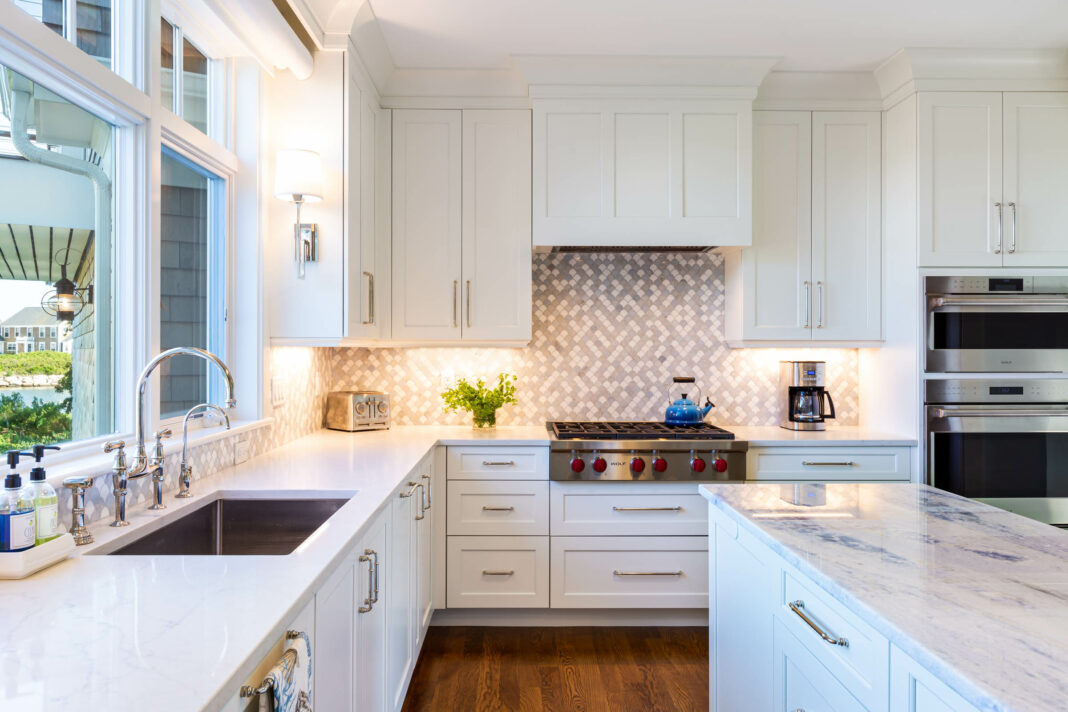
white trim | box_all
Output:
[515,55,778,88]
[431,607,708,627]
[160,109,240,176]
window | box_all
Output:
[14,0,113,68]
[0,62,115,451]
[50,326,57,337]
[50,342,57,351]
[159,148,225,419]
[2,328,8,338]
[5,344,14,354]
[160,18,211,135]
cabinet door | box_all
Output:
[1002,92,1068,266]
[739,111,813,340]
[889,644,980,712]
[315,555,354,712]
[346,75,385,340]
[356,508,389,712]
[774,619,868,712]
[918,92,1003,267]
[392,110,462,339]
[416,456,435,639]
[461,110,532,342]
[387,482,417,711]
[812,112,881,341]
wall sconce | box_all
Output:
[274,149,323,279]
[41,251,93,322]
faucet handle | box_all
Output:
[104,441,128,469]
[154,428,173,442]
[62,475,95,491]
[103,440,125,453]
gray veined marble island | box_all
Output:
[700,483,1068,712]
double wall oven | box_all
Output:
[924,275,1068,526]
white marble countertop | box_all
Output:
[0,426,546,712]
[700,483,1068,712]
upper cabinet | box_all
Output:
[392,109,533,344]
[919,91,1068,267]
[725,111,882,345]
[532,99,752,249]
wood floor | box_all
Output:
[401,626,708,712]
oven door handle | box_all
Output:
[931,407,1068,418]
[929,296,1068,309]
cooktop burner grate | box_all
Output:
[548,421,735,441]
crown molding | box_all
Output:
[514,54,778,89]
[754,71,883,111]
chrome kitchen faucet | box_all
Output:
[103,347,236,527]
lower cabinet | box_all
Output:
[447,535,550,607]
[316,556,356,712]
[709,503,981,712]
[355,506,389,712]
[747,446,912,482]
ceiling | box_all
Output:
[365,0,1068,72]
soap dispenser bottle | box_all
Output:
[1,451,36,552]
[26,445,61,545]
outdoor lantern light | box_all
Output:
[274,148,323,279]
[41,256,92,323]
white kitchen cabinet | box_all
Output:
[747,446,912,482]
[355,505,389,712]
[447,535,551,608]
[549,481,710,536]
[392,109,463,340]
[315,555,355,712]
[919,91,1068,267]
[387,479,419,711]
[889,644,981,712]
[726,110,881,345]
[774,618,868,712]
[1002,92,1068,266]
[532,98,752,248]
[392,109,533,343]
[415,452,435,641]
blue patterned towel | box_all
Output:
[259,632,313,712]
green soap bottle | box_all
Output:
[25,445,61,545]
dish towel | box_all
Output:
[259,632,313,712]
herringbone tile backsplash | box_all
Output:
[327,253,860,427]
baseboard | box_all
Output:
[430,608,708,627]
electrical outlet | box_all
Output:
[439,370,456,389]
[233,439,251,465]
[271,376,286,407]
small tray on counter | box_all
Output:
[0,533,76,579]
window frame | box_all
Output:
[158,4,228,144]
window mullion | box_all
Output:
[173,25,183,119]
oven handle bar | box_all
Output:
[929,296,1068,308]
[931,407,1068,418]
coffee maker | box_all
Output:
[779,361,836,431]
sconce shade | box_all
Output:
[274,149,323,202]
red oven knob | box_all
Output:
[630,457,646,473]
[690,456,707,473]
[653,457,668,473]
[592,457,607,473]
[713,458,729,473]
[570,457,585,473]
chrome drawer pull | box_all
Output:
[483,570,514,576]
[482,460,516,466]
[400,481,420,498]
[482,505,515,511]
[801,461,856,467]
[612,506,683,512]
[613,570,683,577]
[788,600,848,647]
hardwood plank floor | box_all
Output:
[401,627,708,712]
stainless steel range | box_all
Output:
[547,421,748,482]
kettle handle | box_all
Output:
[821,391,836,420]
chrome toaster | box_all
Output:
[325,391,390,432]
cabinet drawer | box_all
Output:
[550,482,709,536]
[774,617,868,712]
[447,536,548,608]
[550,536,708,609]
[447,447,549,480]
[778,570,889,712]
[448,480,549,535]
[749,447,911,481]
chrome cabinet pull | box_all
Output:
[482,460,516,467]
[452,280,458,327]
[613,570,683,577]
[802,281,811,328]
[1008,201,1017,253]
[362,271,375,324]
[789,600,848,647]
[612,506,683,512]
[400,481,420,498]
[421,473,432,509]
[358,549,378,612]
[240,631,305,697]
[466,280,472,328]
[801,461,856,467]
[482,570,514,576]
[816,281,824,329]
[994,202,1003,254]
[415,483,425,520]
[929,295,1068,308]
[482,505,515,512]
[932,407,1068,418]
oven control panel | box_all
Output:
[926,275,1068,294]
[926,379,1068,404]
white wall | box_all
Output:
[0,158,94,228]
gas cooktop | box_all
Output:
[547,421,736,441]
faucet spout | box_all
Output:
[131,347,236,477]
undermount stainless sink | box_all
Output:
[106,496,352,556]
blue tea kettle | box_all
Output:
[665,376,715,425]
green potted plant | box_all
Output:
[441,373,518,430]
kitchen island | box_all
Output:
[700,482,1068,712]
